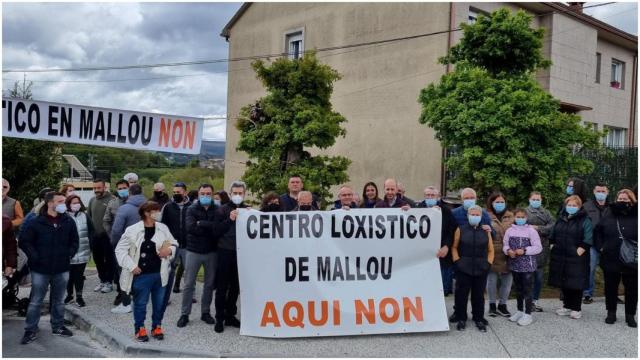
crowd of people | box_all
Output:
[1,173,637,344]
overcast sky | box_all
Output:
[2,2,637,141]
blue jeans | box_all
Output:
[584,247,600,297]
[25,271,69,332]
[441,265,454,294]
[131,272,166,332]
[532,267,544,301]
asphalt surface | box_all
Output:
[66,272,637,357]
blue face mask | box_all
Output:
[566,186,574,195]
[424,198,438,207]
[199,196,212,206]
[213,199,222,207]
[468,215,482,226]
[463,199,476,210]
[565,205,579,215]
[595,192,607,202]
[529,199,541,209]
[117,189,129,198]
[515,218,527,226]
[493,202,506,213]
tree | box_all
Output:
[236,52,350,203]
[3,78,63,208]
[418,9,603,207]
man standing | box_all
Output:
[19,192,78,344]
[214,181,245,333]
[3,178,24,229]
[280,175,318,211]
[375,178,411,209]
[110,184,146,314]
[177,184,231,328]
[87,179,115,293]
[451,188,493,231]
[293,191,317,211]
[331,186,358,210]
[103,180,130,241]
[397,182,416,207]
[151,182,170,208]
[582,183,610,304]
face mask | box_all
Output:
[70,203,82,213]
[299,205,312,211]
[566,186,574,195]
[595,192,607,202]
[529,199,541,209]
[424,198,438,207]
[231,195,243,205]
[150,212,162,222]
[493,202,506,213]
[55,204,67,214]
[265,203,281,212]
[173,194,184,203]
[199,196,212,206]
[515,218,527,226]
[565,205,579,215]
[468,215,482,226]
[463,199,476,210]
[613,201,631,213]
[213,199,222,207]
[154,191,164,198]
[117,189,129,198]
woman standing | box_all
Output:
[260,192,283,212]
[64,195,93,307]
[115,201,178,342]
[548,195,593,320]
[359,182,381,208]
[486,192,514,317]
[525,191,555,312]
[595,189,637,327]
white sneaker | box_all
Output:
[569,311,582,319]
[556,308,572,316]
[509,311,524,322]
[93,283,104,292]
[111,304,132,314]
[100,283,113,293]
[517,314,533,326]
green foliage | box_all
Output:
[441,9,551,76]
[418,8,604,208]
[236,52,350,202]
[62,144,171,174]
[158,167,224,194]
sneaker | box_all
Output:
[496,304,511,317]
[583,296,593,304]
[93,283,104,292]
[225,317,241,328]
[517,314,533,326]
[151,326,164,340]
[20,331,37,345]
[605,311,617,324]
[64,295,74,305]
[177,315,189,328]
[456,320,466,331]
[111,304,132,314]
[52,326,73,337]
[201,313,216,325]
[488,303,498,317]
[75,297,86,308]
[532,301,543,312]
[100,283,113,293]
[475,321,487,332]
[214,322,224,333]
[509,311,524,322]
[569,311,582,319]
[135,328,149,342]
[556,308,572,316]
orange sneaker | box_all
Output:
[135,327,149,342]
[152,326,164,340]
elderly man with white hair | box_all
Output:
[332,185,358,210]
[151,182,170,207]
[451,188,493,232]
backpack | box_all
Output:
[617,219,637,269]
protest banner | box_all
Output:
[2,97,203,154]
[236,207,449,338]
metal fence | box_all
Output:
[572,146,638,192]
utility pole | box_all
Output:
[88,154,95,171]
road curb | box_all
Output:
[64,306,221,358]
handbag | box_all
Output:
[617,219,637,268]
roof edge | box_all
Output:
[220,3,252,40]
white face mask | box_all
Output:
[54,203,67,214]
[231,195,243,205]
[150,212,162,222]
[70,203,82,213]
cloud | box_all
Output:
[584,2,638,35]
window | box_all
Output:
[595,53,601,83]
[285,30,304,60]
[603,126,627,147]
[611,59,625,89]
[468,7,488,24]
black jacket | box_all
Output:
[19,213,79,275]
[185,202,231,254]
[415,200,458,266]
[454,224,491,276]
[161,200,192,248]
[583,199,610,228]
[548,209,593,290]
[595,203,638,274]
[280,193,319,212]
[217,202,249,251]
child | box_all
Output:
[65,195,94,307]
[503,208,542,326]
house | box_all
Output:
[220,2,638,198]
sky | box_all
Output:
[2,2,637,141]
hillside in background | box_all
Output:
[162,140,225,165]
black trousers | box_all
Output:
[604,271,638,315]
[215,248,240,321]
[454,271,488,322]
[67,263,87,298]
[512,272,534,314]
[113,265,132,306]
[562,287,583,311]
[91,233,115,283]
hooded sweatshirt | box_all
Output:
[503,224,542,273]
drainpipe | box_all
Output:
[629,55,637,146]
[441,2,455,196]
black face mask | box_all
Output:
[612,201,632,213]
[173,194,184,203]
[299,205,312,211]
[265,203,281,212]
[154,191,165,198]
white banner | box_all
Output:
[2,98,203,154]
[236,208,449,338]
